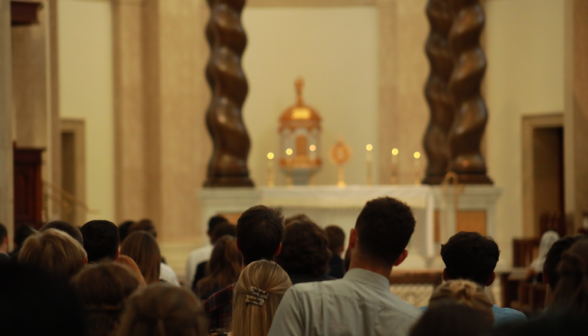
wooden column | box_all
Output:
[0,0,14,246]
[203,0,254,187]
[446,0,492,184]
[422,0,453,185]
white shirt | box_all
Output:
[160,262,180,286]
[185,244,214,287]
[268,268,422,336]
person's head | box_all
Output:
[18,229,88,280]
[80,220,120,262]
[196,235,242,297]
[208,215,229,236]
[120,231,161,284]
[0,222,8,253]
[441,231,500,286]
[72,262,141,336]
[41,220,83,245]
[118,220,135,243]
[325,225,346,256]
[117,284,207,336]
[351,197,415,268]
[128,219,157,238]
[236,205,284,265]
[549,239,588,316]
[13,224,36,249]
[429,279,494,322]
[410,302,493,336]
[275,220,331,277]
[232,260,292,336]
[284,214,311,226]
[544,235,587,290]
[0,263,84,336]
[116,255,147,286]
[210,222,237,244]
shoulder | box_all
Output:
[492,305,527,324]
[204,283,235,312]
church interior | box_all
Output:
[1,0,588,318]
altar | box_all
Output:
[198,185,502,269]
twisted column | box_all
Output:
[422,0,454,185]
[446,0,492,184]
[204,0,254,187]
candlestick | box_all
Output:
[391,148,399,185]
[414,151,422,185]
[267,152,275,187]
[286,148,293,186]
[366,144,373,186]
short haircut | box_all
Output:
[276,220,332,276]
[118,220,135,243]
[544,235,586,290]
[236,205,284,265]
[0,222,7,246]
[441,232,500,285]
[80,220,120,263]
[210,222,237,244]
[325,225,346,252]
[285,214,312,226]
[120,231,161,284]
[208,215,229,233]
[41,221,83,245]
[355,197,416,266]
[128,219,157,238]
[14,225,36,248]
[18,229,87,280]
[410,302,493,336]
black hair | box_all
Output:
[236,205,284,265]
[0,222,7,246]
[129,219,157,238]
[118,220,135,243]
[80,220,120,262]
[410,302,493,336]
[41,221,83,245]
[208,215,229,234]
[13,225,36,248]
[544,235,587,290]
[325,225,346,252]
[210,222,237,244]
[441,231,500,285]
[355,197,416,266]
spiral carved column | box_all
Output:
[203,0,254,187]
[422,0,454,185]
[446,0,493,184]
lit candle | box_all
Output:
[285,148,293,186]
[267,152,275,187]
[391,148,399,185]
[414,151,422,185]
[309,144,317,161]
[366,144,373,186]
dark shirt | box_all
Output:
[327,254,345,279]
[191,261,208,290]
[203,283,235,330]
[288,273,335,285]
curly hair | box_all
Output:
[275,220,332,277]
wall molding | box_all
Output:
[249,0,376,7]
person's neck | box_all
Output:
[348,256,393,281]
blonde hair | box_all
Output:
[18,228,87,279]
[117,284,207,336]
[429,279,494,322]
[231,260,292,336]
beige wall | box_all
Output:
[58,0,114,222]
[485,0,565,262]
[243,7,379,186]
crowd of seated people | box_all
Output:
[1,196,588,336]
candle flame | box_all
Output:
[309,145,316,152]
[366,144,373,151]
[267,152,274,160]
[286,148,293,156]
[414,152,421,159]
[392,148,399,156]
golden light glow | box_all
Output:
[286,148,293,156]
[267,152,274,160]
[392,148,399,156]
[292,108,311,120]
[309,145,316,152]
[414,152,421,159]
[366,144,373,152]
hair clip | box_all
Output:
[245,286,269,306]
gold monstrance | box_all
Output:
[279,78,322,185]
[329,137,352,187]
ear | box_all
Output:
[393,249,408,266]
[236,239,242,253]
[83,257,88,266]
[274,242,282,256]
[442,268,450,282]
[115,247,120,261]
[485,271,496,287]
[348,229,357,249]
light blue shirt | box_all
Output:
[419,304,527,325]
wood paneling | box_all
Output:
[13,147,44,229]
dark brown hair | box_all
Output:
[325,225,346,253]
[210,222,237,244]
[42,220,83,245]
[355,197,415,266]
[196,236,242,298]
[237,205,284,265]
[80,220,120,263]
[549,239,588,316]
[276,220,331,276]
[72,262,140,336]
[410,302,493,336]
[544,235,587,290]
[128,219,157,238]
[120,232,161,284]
[441,232,500,285]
